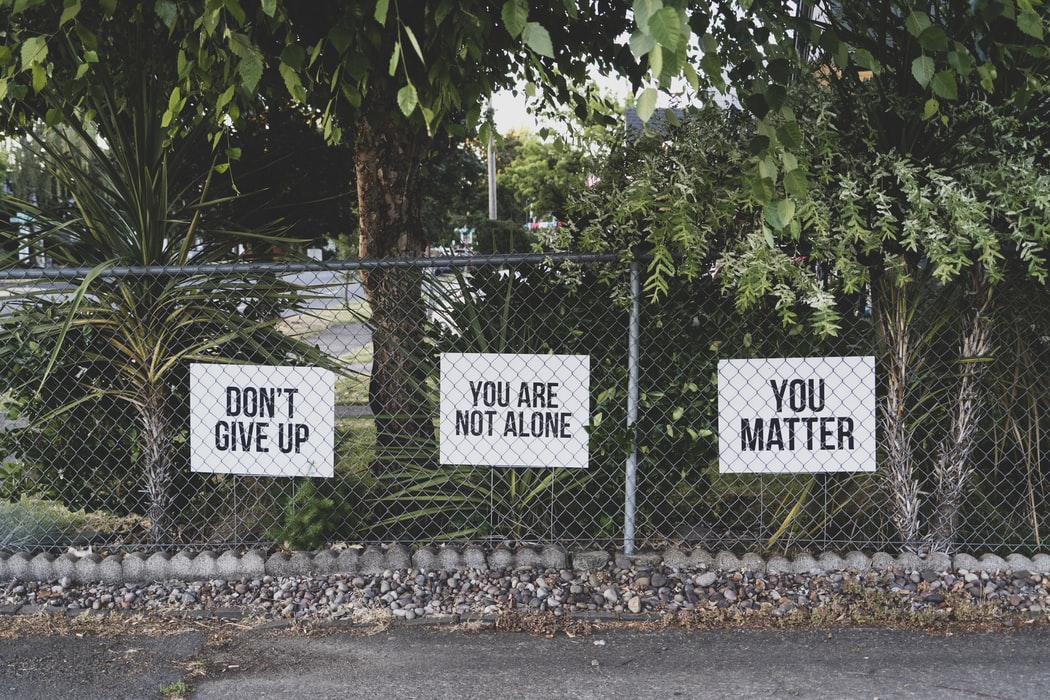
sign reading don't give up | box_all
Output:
[189,364,334,477]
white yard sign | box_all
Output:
[189,364,334,477]
[718,356,876,474]
[440,353,590,468]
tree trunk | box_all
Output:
[354,111,436,472]
[927,266,994,553]
[139,384,174,548]
[872,270,923,548]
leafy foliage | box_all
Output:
[0,495,88,551]
[266,478,353,551]
[0,77,344,546]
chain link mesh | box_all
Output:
[1,254,1048,555]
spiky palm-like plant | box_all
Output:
[0,79,339,547]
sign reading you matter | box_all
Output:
[440,353,589,468]
[718,356,876,474]
[190,364,334,477]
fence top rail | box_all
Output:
[0,252,624,281]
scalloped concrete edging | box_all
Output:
[3,545,1050,585]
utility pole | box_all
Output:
[486,106,497,220]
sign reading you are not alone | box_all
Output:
[439,353,590,468]
[717,356,876,474]
[189,364,335,478]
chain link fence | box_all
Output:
[1,253,1048,555]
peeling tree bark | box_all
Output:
[139,385,174,548]
[928,266,994,553]
[873,270,923,548]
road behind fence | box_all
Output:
[1,253,1048,556]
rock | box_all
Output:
[696,572,717,588]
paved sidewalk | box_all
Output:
[189,626,1050,700]
[3,619,1049,699]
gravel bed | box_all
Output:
[4,563,1050,626]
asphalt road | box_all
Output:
[2,622,1049,700]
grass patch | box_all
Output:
[0,496,90,551]
[335,417,377,475]
[158,681,190,699]
[335,342,373,405]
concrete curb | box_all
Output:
[3,545,1050,584]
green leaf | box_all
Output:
[20,36,48,70]
[223,0,246,25]
[905,11,932,38]
[261,0,276,17]
[765,84,787,111]
[931,70,958,100]
[522,22,554,58]
[635,86,658,122]
[648,7,682,50]
[388,45,400,76]
[215,85,236,112]
[911,55,935,87]
[630,29,656,59]
[947,49,973,76]
[12,0,45,14]
[819,31,848,68]
[758,158,777,181]
[374,0,390,24]
[154,0,177,30]
[853,48,881,74]
[280,44,306,71]
[784,169,808,197]
[31,63,46,93]
[1018,10,1044,39]
[239,53,264,93]
[764,199,795,230]
[977,63,997,91]
[923,97,939,119]
[501,0,528,38]
[99,0,116,16]
[917,25,948,52]
[167,86,182,111]
[767,58,793,84]
[60,0,82,26]
[397,83,418,116]
[228,32,254,59]
[279,62,306,102]
[699,52,724,91]
[747,134,770,154]
[402,25,425,63]
[745,92,769,118]
[776,120,803,149]
[751,176,774,204]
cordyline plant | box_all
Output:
[0,78,341,547]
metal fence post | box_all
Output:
[624,257,641,555]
